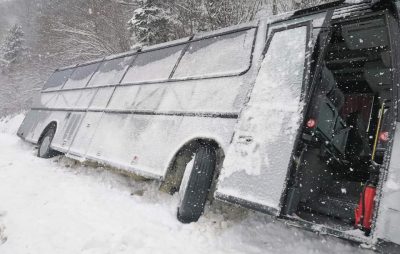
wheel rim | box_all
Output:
[39,136,51,157]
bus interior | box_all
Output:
[284,13,395,235]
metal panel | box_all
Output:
[52,112,84,151]
[74,89,97,109]
[89,87,115,110]
[85,113,236,179]
[30,111,64,143]
[32,92,59,109]
[67,112,103,157]
[107,77,245,113]
[53,91,82,109]
[86,113,185,178]
[17,110,42,140]
[375,123,400,245]
[216,24,311,215]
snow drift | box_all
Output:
[0,114,370,253]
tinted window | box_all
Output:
[88,56,133,87]
[63,62,100,89]
[122,44,185,83]
[173,28,255,79]
[42,69,74,91]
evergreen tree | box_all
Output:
[128,0,263,46]
[0,24,25,70]
[127,0,334,47]
[128,0,180,46]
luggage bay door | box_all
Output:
[216,14,331,216]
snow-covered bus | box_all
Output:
[17,0,400,250]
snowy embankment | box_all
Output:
[0,114,370,254]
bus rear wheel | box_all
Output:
[177,145,216,223]
[37,126,58,158]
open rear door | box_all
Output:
[216,12,332,216]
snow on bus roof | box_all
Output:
[141,36,191,52]
[193,21,258,40]
[103,49,141,61]
[56,57,105,72]
[104,36,192,61]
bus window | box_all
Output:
[63,62,100,90]
[173,28,255,79]
[88,56,133,87]
[42,68,74,91]
[122,44,185,84]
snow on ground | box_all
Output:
[0,114,372,254]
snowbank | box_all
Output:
[0,114,370,253]
[0,113,25,135]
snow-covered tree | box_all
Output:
[127,0,335,47]
[128,0,263,46]
[203,0,262,29]
[128,0,180,47]
[0,24,25,70]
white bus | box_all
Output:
[17,0,400,250]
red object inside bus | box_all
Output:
[379,131,389,142]
[306,118,316,128]
[355,184,377,232]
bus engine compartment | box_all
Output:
[283,13,396,237]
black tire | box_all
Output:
[177,145,216,223]
[37,126,58,158]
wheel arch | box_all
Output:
[160,137,225,195]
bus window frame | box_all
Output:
[40,26,258,95]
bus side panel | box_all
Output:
[17,110,43,141]
[31,92,59,109]
[18,90,62,143]
[87,76,247,178]
[107,78,246,113]
[216,24,311,215]
[84,113,236,178]
[51,112,84,152]
[19,110,53,143]
[376,122,400,245]
[35,111,69,144]
[52,90,83,109]
[67,112,103,157]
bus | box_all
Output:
[17,0,400,250]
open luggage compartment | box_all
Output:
[283,13,395,236]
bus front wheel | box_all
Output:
[37,126,58,158]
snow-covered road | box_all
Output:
[0,115,371,254]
